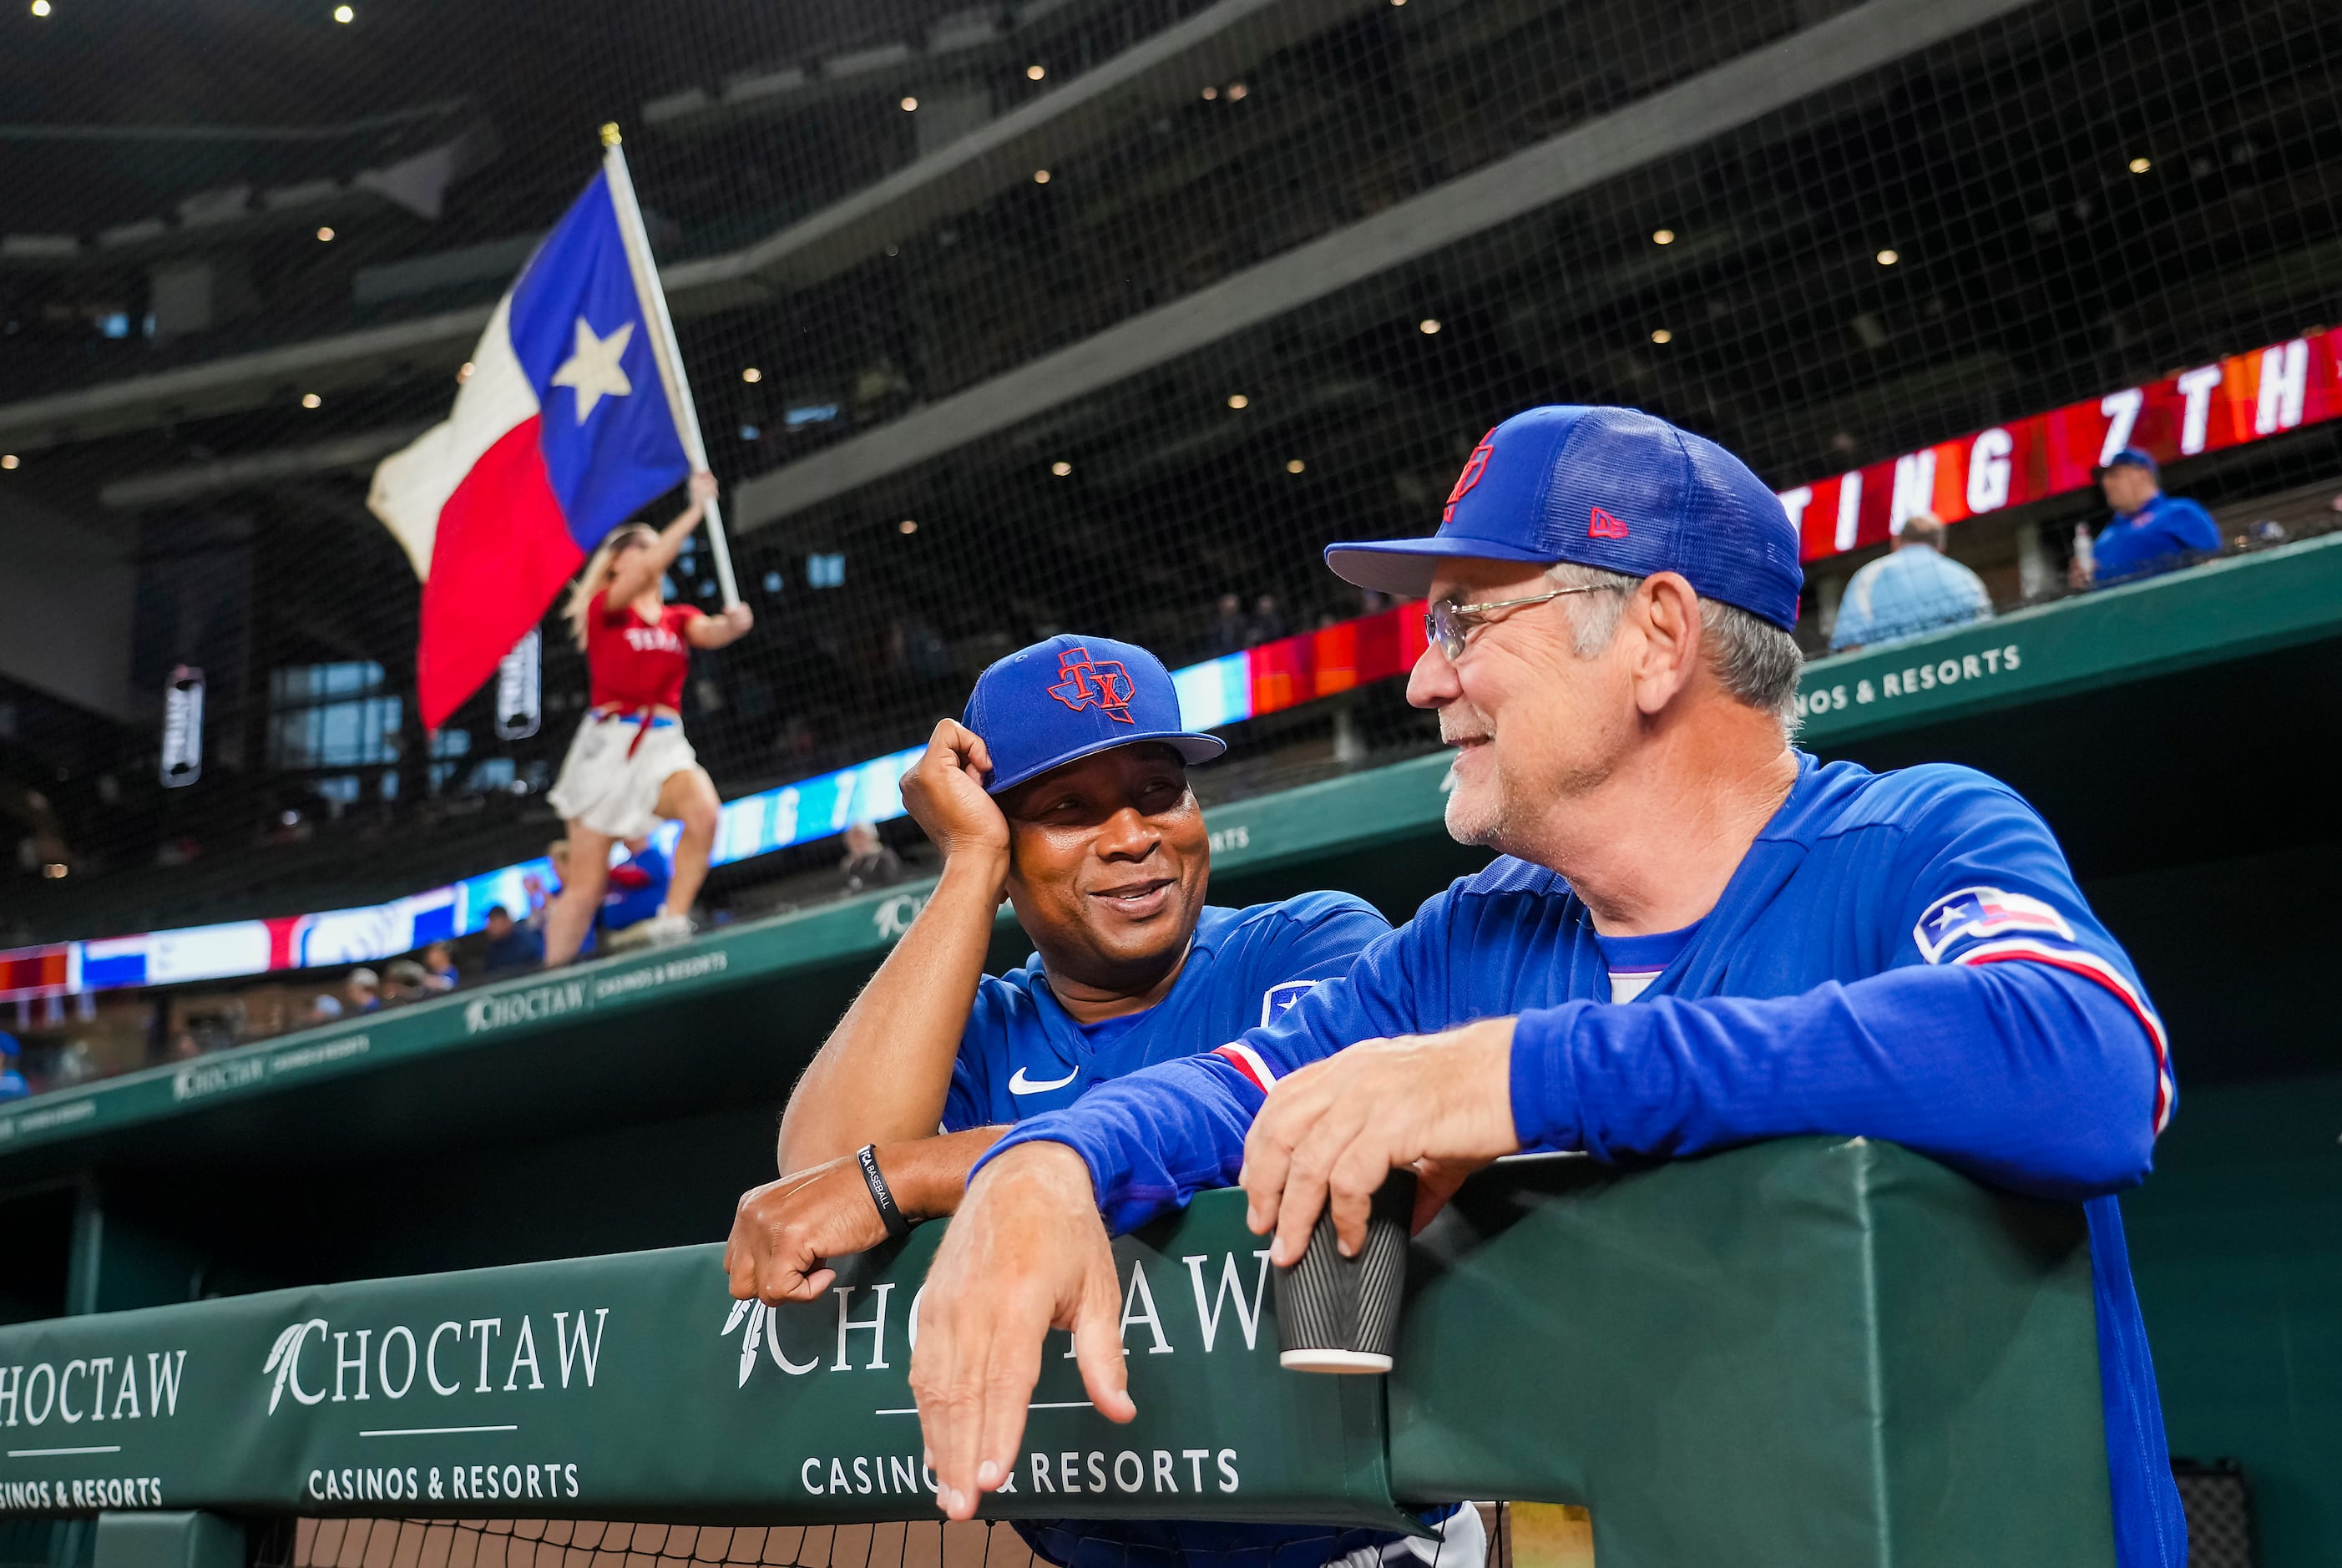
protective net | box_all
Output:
[245,1507,1517,1568]
[254,1520,1044,1568]
[7,0,2342,1066]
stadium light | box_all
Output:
[1227,393,1249,409]
[332,3,352,20]
[1651,329,1673,344]
[900,96,918,112]
[2128,157,2152,175]
[1652,228,1675,245]
[1026,63,1045,80]
[301,392,322,408]
[898,519,918,534]
[1875,248,1900,266]
[29,0,49,13]
[1227,83,1249,100]
[316,226,335,242]
[1201,86,1218,100]
[741,367,762,383]
[1050,460,1072,476]
[0,455,17,470]
[1034,169,1051,185]
[1286,458,1306,473]
[1419,318,1441,335]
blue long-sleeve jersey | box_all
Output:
[983,755,2186,1568]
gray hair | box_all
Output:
[1545,563,1806,734]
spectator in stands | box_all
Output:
[383,959,431,1004]
[601,837,674,950]
[838,821,906,894]
[543,472,754,966]
[1829,513,1991,651]
[1206,592,1250,655]
[481,905,544,974]
[2073,448,2221,586]
[419,942,458,994]
[345,968,382,1014]
[1248,591,1289,645]
[0,1032,28,1101]
[305,994,346,1025]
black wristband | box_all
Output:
[857,1143,911,1240]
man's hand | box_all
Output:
[724,1155,888,1304]
[1240,1017,1522,1265]
[908,1143,1134,1520]
[899,720,1011,874]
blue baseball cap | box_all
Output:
[2098,446,2158,477]
[962,634,1226,795]
[1323,404,1804,630]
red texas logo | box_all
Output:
[1047,646,1136,723]
[1444,430,1497,522]
[1587,506,1631,539]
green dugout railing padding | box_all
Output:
[0,1141,2112,1567]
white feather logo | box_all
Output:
[262,1319,328,1414]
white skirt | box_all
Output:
[547,713,698,839]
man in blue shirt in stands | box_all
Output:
[601,837,673,948]
[726,635,1477,1568]
[0,1032,29,1102]
[2077,448,2221,584]
[1829,512,1991,650]
[907,407,2188,1568]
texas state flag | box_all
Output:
[368,163,691,730]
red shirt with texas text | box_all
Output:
[586,590,700,711]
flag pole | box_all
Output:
[599,122,741,609]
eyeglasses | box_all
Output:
[1423,584,1621,660]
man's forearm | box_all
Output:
[777,854,1004,1171]
[882,1127,1009,1220]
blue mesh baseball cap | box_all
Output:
[2097,446,2158,477]
[962,634,1226,795]
[1323,405,1804,630]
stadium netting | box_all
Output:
[8,0,2342,969]
[243,1509,1515,1568]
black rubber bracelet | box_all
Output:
[857,1143,911,1241]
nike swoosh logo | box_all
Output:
[1008,1065,1080,1095]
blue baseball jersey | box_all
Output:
[951,889,1429,1568]
[942,892,1389,1134]
[2092,493,2220,581]
[986,756,2187,1568]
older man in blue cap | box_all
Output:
[726,633,1481,1568]
[908,406,2188,1568]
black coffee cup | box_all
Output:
[1272,1167,1415,1373]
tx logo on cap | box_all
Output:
[1443,430,1496,523]
[1047,646,1136,724]
[1587,506,1631,539]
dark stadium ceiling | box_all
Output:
[0,0,999,235]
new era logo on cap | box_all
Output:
[1046,646,1136,724]
[1587,506,1630,539]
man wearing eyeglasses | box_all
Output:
[905,406,2188,1568]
